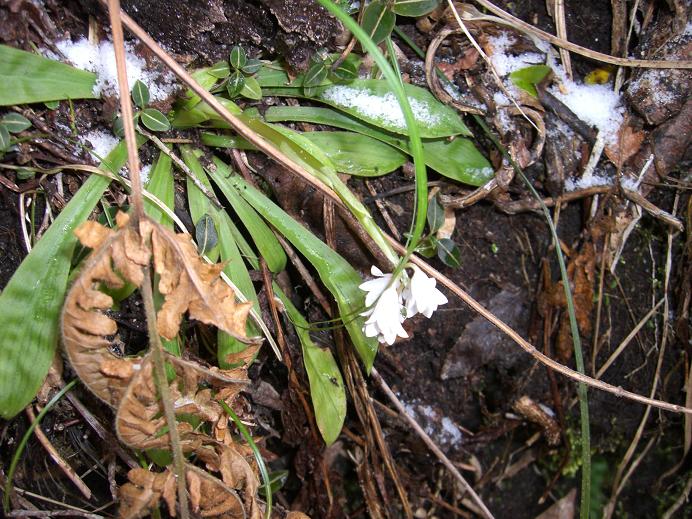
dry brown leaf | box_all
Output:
[62,212,265,518]
[116,353,249,450]
[552,243,596,362]
[605,122,646,170]
[286,513,311,519]
[62,213,258,406]
[120,465,246,519]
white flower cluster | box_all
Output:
[359,265,448,345]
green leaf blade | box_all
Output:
[302,131,406,176]
[1,113,32,133]
[0,140,137,419]
[131,80,150,108]
[0,44,97,105]
[278,287,346,445]
[140,108,171,132]
[392,0,441,17]
[361,0,396,45]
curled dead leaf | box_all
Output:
[120,465,246,519]
[61,213,259,406]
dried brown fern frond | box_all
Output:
[61,212,259,407]
[120,465,246,519]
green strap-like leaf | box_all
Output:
[0,139,138,418]
[207,159,287,274]
[276,286,346,445]
[265,106,492,185]
[302,131,406,176]
[208,164,378,370]
[144,151,175,228]
[0,44,97,105]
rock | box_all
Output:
[441,286,529,380]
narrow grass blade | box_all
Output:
[144,150,175,228]
[207,166,378,371]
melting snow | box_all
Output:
[564,172,612,192]
[81,130,119,162]
[401,399,463,448]
[487,31,625,145]
[320,85,441,131]
[56,37,176,100]
[140,163,152,184]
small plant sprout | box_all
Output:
[208,45,263,100]
[360,264,448,345]
[114,80,170,135]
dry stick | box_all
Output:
[105,1,188,517]
[24,407,92,499]
[471,0,692,68]
[112,4,692,416]
[137,128,223,209]
[661,473,692,519]
[553,0,572,80]
[371,368,495,519]
[595,299,664,379]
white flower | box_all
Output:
[402,265,448,318]
[359,266,408,345]
[359,264,447,345]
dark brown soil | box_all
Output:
[1,1,690,518]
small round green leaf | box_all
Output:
[227,71,246,97]
[361,0,396,45]
[195,214,218,255]
[140,108,171,132]
[329,58,358,83]
[209,60,231,79]
[241,58,262,75]
[131,80,150,108]
[113,115,125,138]
[240,76,263,100]
[437,238,461,268]
[43,100,60,110]
[426,195,444,233]
[1,114,32,133]
[0,125,11,151]
[392,0,441,17]
[15,168,36,180]
[304,62,329,88]
[230,46,247,70]
[415,236,438,258]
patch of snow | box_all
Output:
[629,70,676,106]
[493,91,509,106]
[55,37,176,100]
[401,398,464,448]
[140,163,152,184]
[549,80,624,145]
[487,33,545,76]
[81,130,119,162]
[320,85,441,132]
[565,172,612,192]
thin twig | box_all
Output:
[596,299,664,379]
[138,127,223,209]
[107,1,188,517]
[470,0,692,68]
[25,407,92,499]
[371,368,495,519]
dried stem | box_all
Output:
[106,1,188,517]
[106,0,142,221]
